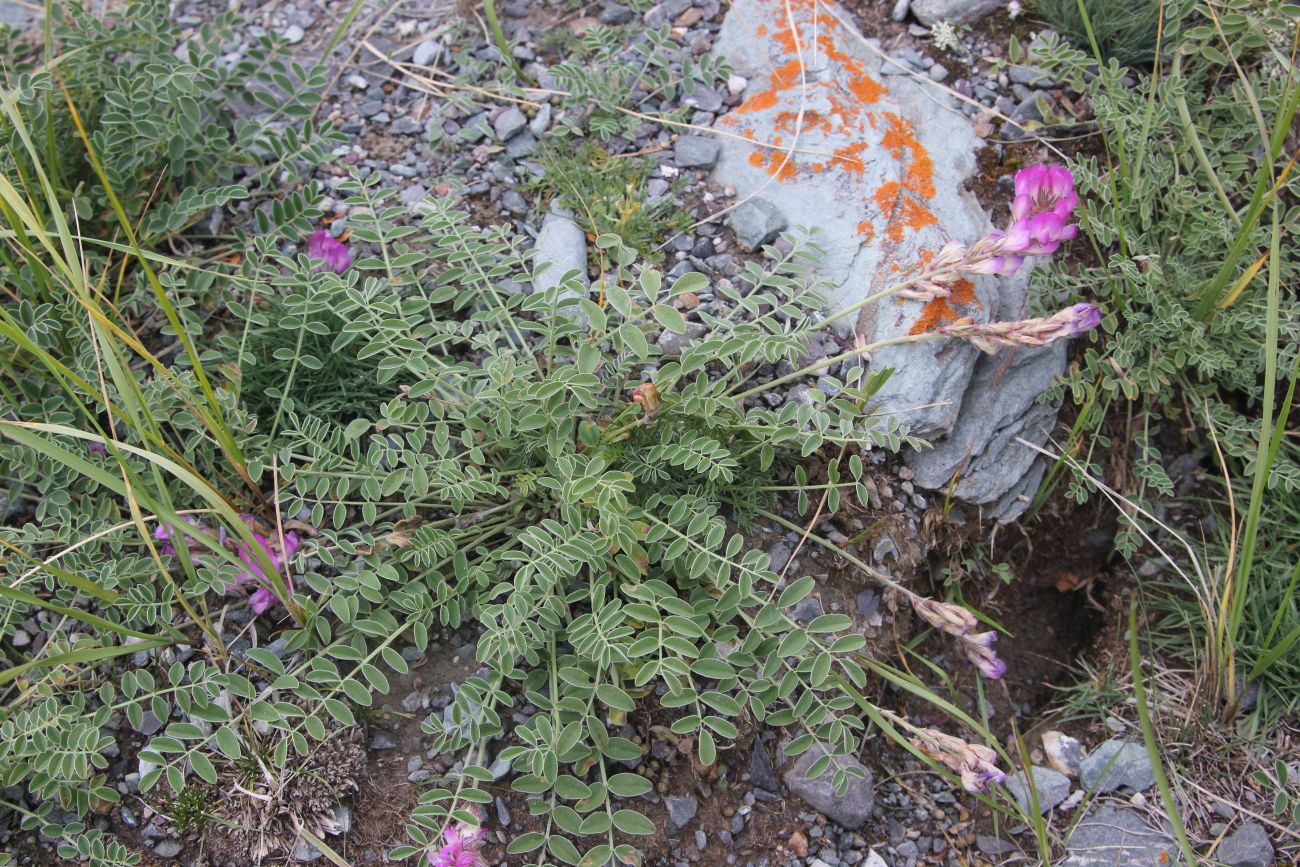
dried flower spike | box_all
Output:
[939,302,1101,354]
[911,727,1007,794]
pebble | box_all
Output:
[153,840,183,858]
[493,107,528,141]
[413,39,440,67]
[666,795,698,834]
[282,25,305,45]
[674,135,721,169]
[928,64,949,82]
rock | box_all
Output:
[1042,730,1086,777]
[791,595,823,622]
[928,64,949,82]
[666,795,698,834]
[533,208,590,308]
[783,742,874,829]
[494,107,528,141]
[153,840,183,858]
[711,0,1032,443]
[674,135,721,169]
[292,837,324,862]
[600,2,635,25]
[10,629,30,647]
[501,190,529,214]
[726,198,786,251]
[910,0,1004,27]
[413,40,440,66]
[136,710,164,737]
[890,0,911,22]
[368,730,397,750]
[863,851,889,867]
[282,25,305,45]
[1079,739,1155,793]
[529,103,552,137]
[332,804,352,835]
[657,322,707,356]
[976,836,1018,856]
[750,739,779,792]
[905,341,1066,521]
[1063,806,1180,866]
[1216,822,1273,867]
[1006,766,1071,815]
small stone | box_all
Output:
[1079,739,1155,793]
[10,629,30,647]
[726,198,786,251]
[282,25,305,45]
[1042,730,1086,777]
[656,323,707,357]
[330,804,352,836]
[750,739,779,792]
[369,730,398,750]
[413,40,440,66]
[292,837,323,862]
[501,190,529,214]
[928,64,949,82]
[674,135,721,169]
[506,131,539,159]
[1006,766,1071,815]
[529,103,552,137]
[666,795,698,834]
[136,710,164,737]
[791,595,823,623]
[1216,822,1273,867]
[153,840,183,858]
[493,107,528,141]
[600,2,634,25]
[890,0,911,22]
[727,74,748,95]
[695,829,708,850]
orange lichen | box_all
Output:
[880,112,935,199]
[847,73,882,104]
[738,89,780,114]
[909,278,977,335]
[831,140,868,174]
[857,219,874,238]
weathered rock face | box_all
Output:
[910,0,1006,27]
[782,742,874,828]
[711,0,1062,519]
[1064,806,1182,867]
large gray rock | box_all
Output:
[1216,822,1273,867]
[1064,806,1181,867]
[910,0,1005,27]
[1079,739,1156,793]
[783,742,874,828]
[711,0,1062,517]
[906,341,1065,521]
[1006,765,1071,815]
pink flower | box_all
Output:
[429,823,484,867]
[910,728,1007,794]
[152,513,298,615]
[912,597,978,636]
[1003,164,1078,256]
[308,229,351,273]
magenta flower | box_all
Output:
[1003,164,1078,256]
[1058,302,1102,337]
[960,631,1007,680]
[308,229,351,273]
[230,514,300,615]
[429,822,484,867]
[153,513,298,615]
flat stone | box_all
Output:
[783,742,874,829]
[1063,806,1180,866]
[282,25,305,45]
[725,198,786,251]
[657,322,707,357]
[909,0,1004,26]
[674,134,721,169]
[1006,766,1071,815]
[505,131,540,159]
[1079,739,1155,793]
[292,837,324,862]
[1216,822,1273,867]
[666,795,698,834]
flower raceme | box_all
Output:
[911,727,1008,794]
[153,514,299,615]
[911,597,1007,680]
[428,822,485,867]
[307,229,351,273]
[940,302,1102,354]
